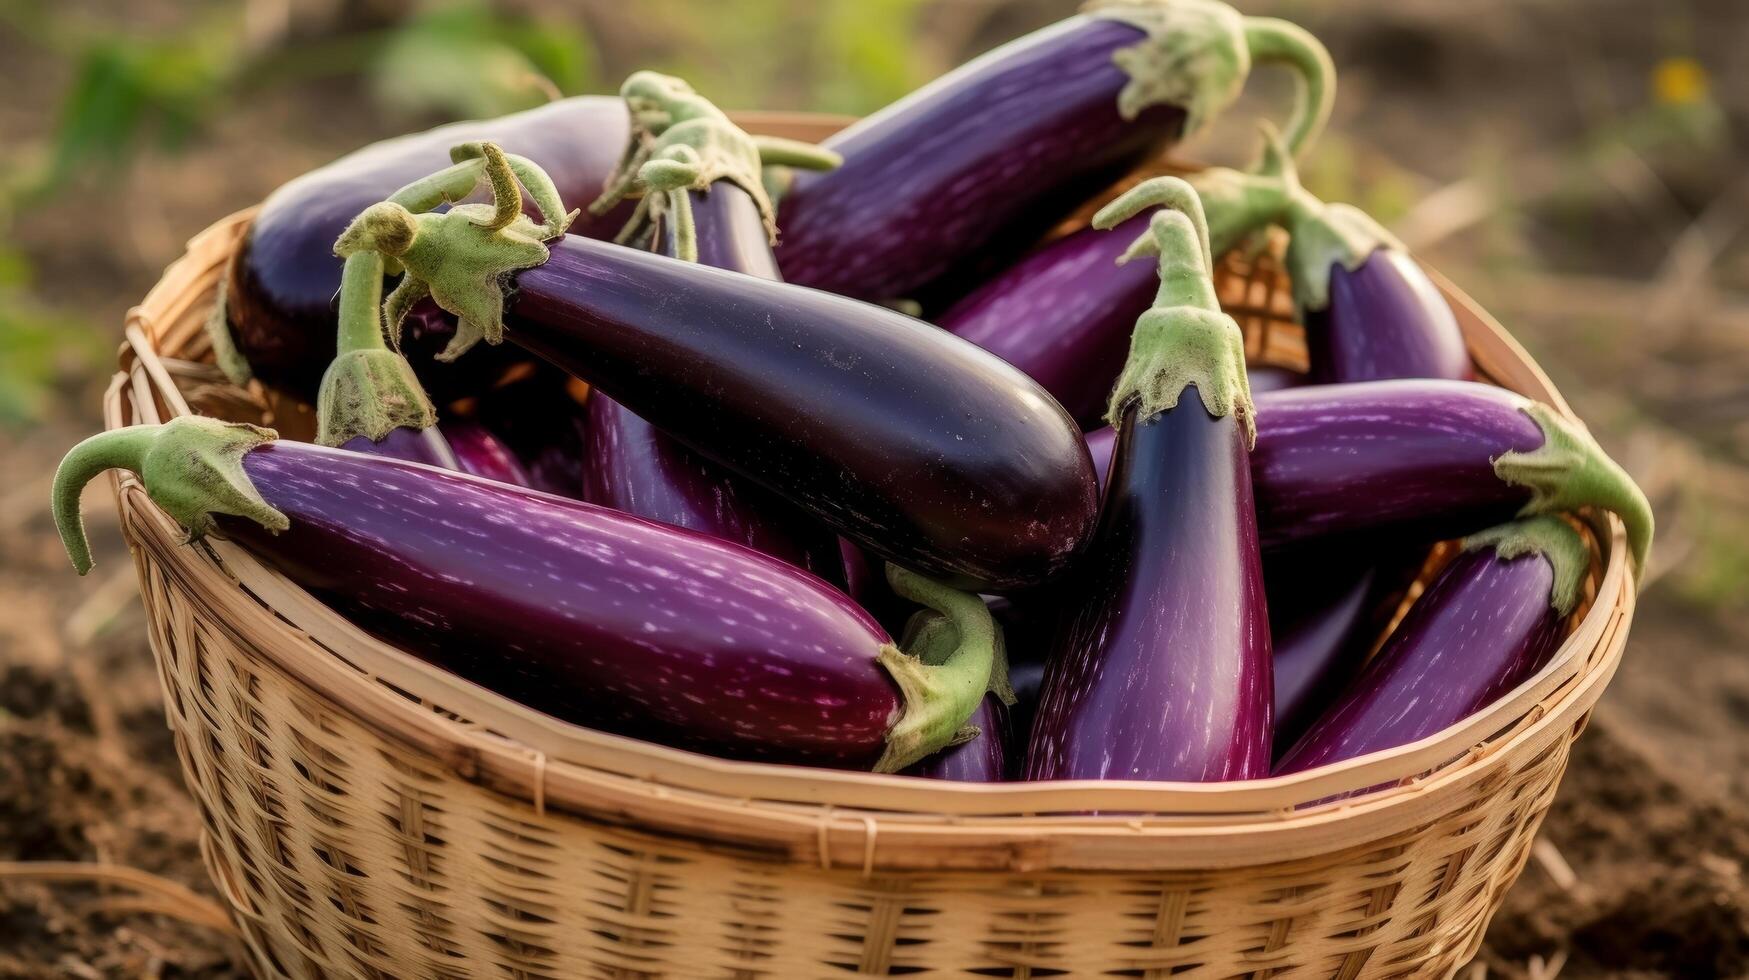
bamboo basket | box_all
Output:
[101,114,1636,979]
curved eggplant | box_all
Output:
[1274,517,1584,775]
[774,3,1333,302]
[1025,179,1272,782]
[215,97,631,398]
[578,75,844,582]
[1085,380,1653,575]
[53,418,995,772]
[345,148,1099,593]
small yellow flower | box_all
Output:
[1652,57,1710,107]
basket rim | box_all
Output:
[102,125,1634,870]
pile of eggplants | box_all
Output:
[56,6,1656,792]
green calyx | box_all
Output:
[314,249,437,447]
[1094,176,1254,444]
[588,71,839,263]
[1087,0,1334,155]
[52,416,286,576]
[1494,401,1654,583]
[334,141,576,362]
[873,565,1006,775]
[1463,516,1592,617]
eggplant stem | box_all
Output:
[53,418,285,576]
[314,250,439,448]
[1180,121,1301,261]
[872,565,1004,774]
[1495,402,1654,583]
[204,274,254,386]
[588,71,838,256]
[387,158,485,213]
[1240,16,1336,158]
[1463,516,1592,617]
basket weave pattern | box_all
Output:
[105,183,1633,976]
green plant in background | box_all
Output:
[370,2,595,121]
[0,249,104,426]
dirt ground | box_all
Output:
[2,1,1747,977]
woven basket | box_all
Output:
[101,114,1636,979]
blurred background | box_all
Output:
[0,0,1744,975]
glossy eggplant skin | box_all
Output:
[583,184,844,583]
[1251,380,1544,552]
[1274,545,1566,774]
[504,235,1100,593]
[224,97,631,398]
[775,16,1184,302]
[442,419,532,487]
[1025,399,1273,782]
[219,441,903,768]
[940,210,1157,428]
[1305,249,1472,386]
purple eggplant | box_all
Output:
[575,74,845,582]
[1274,517,1585,775]
[899,610,1012,782]
[214,96,631,399]
[1082,380,1653,575]
[442,419,532,486]
[772,3,1333,303]
[937,138,1306,429]
[340,148,1098,593]
[475,368,590,499]
[53,417,998,772]
[1025,178,1273,782]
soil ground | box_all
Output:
[2,1,1747,977]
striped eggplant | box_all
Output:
[1025,178,1272,783]
[337,146,1098,592]
[576,74,844,581]
[215,96,632,399]
[1084,380,1652,577]
[773,0,1333,303]
[52,417,995,772]
[938,136,1303,429]
[1275,517,1586,774]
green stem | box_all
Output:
[1241,16,1336,158]
[1495,402,1654,583]
[873,565,1002,774]
[387,159,485,213]
[52,418,285,576]
[314,250,439,448]
[204,274,255,386]
[1463,516,1592,617]
[334,251,388,355]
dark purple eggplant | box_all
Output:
[1274,517,1584,775]
[1025,178,1273,782]
[53,418,997,772]
[1082,380,1653,575]
[772,2,1333,303]
[214,97,631,399]
[340,148,1098,593]
[442,419,532,486]
[937,137,1304,429]
[576,74,845,582]
[899,610,1012,782]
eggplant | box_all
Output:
[1249,380,1651,571]
[576,74,845,582]
[1274,517,1585,775]
[773,2,1333,302]
[1082,380,1653,575]
[340,147,1098,593]
[214,96,631,399]
[899,610,1013,782]
[1024,178,1272,782]
[442,419,532,487]
[53,417,997,772]
[938,137,1304,429]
